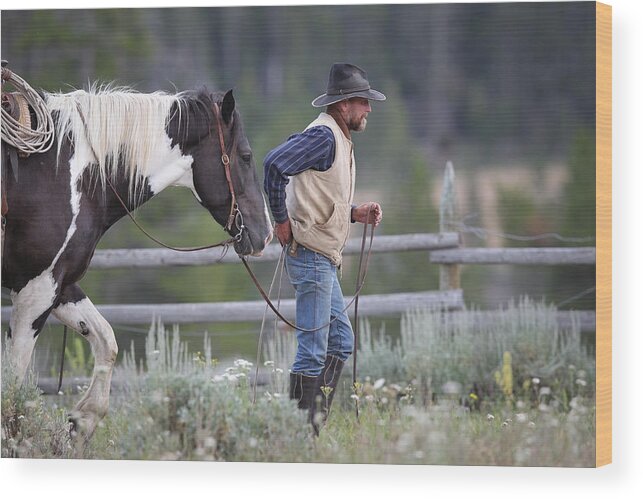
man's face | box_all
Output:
[344,97,372,132]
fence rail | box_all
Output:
[89,232,459,269]
[430,247,596,265]
[1,290,465,326]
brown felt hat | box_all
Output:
[311,63,386,108]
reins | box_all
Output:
[240,212,375,333]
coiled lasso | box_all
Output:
[1,63,54,154]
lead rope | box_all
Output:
[352,206,373,420]
[252,246,287,404]
[239,212,375,333]
[56,325,68,394]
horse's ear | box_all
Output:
[221,89,235,125]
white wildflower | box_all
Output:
[373,378,386,390]
[487,414,495,421]
[516,413,528,423]
[234,359,253,368]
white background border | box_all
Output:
[1,1,637,497]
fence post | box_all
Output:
[439,161,461,290]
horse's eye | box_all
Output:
[242,153,252,163]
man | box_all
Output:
[263,63,384,434]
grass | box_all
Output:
[1,300,596,466]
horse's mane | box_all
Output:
[45,84,198,199]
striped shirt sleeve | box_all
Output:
[263,125,335,223]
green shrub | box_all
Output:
[357,298,595,406]
[100,322,314,461]
[1,360,72,458]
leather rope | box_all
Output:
[239,208,375,333]
[56,325,67,394]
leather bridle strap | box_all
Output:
[211,102,237,232]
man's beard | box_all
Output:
[346,108,367,132]
[348,115,367,132]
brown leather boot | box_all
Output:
[311,355,345,435]
[289,372,317,410]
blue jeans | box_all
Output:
[285,244,354,377]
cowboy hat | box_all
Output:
[311,63,386,107]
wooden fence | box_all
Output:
[0,163,596,331]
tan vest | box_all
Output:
[286,113,355,266]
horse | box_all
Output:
[1,84,273,440]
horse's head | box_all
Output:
[171,89,273,256]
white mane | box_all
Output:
[46,85,186,198]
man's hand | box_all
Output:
[352,202,383,226]
[275,219,293,246]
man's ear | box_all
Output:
[337,99,349,112]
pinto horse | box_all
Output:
[1,85,273,439]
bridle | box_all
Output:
[211,102,245,243]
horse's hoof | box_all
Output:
[68,415,79,439]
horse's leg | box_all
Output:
[52,283,118,441]
[7,274,58,383]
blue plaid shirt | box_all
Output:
[263,125,335,224]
